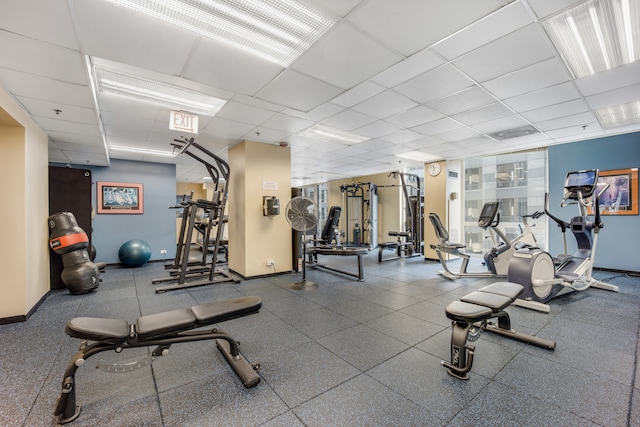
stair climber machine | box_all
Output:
[508,169,619,312]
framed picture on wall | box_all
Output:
[97,182,144,214]
[589,168,638,216]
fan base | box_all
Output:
[288,280,318,290]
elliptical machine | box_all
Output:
[508,169,619,312]
[429,201,539,279]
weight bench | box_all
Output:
[54,296,262,424]
[442,282,555,380]
[306,246,368,281]
[378,231,420,262]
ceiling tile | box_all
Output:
[0,69,93,108]
[243,127,290,143]
[303,0,363,17]
[260,113,315,134]
[284,103,344,122]
[452,24,555,82]
[395,64,475,103]
[17,97,97,125]
[575,61,640,97]
[503,82,580,112]
[351,90,418,119]
[0,0,78,50]
[292,23,402,90]
[354,121,402,138]
[348,0,507,56]
[534,111,598,132]
[199,117,256,140]
[322,108,377,131]
[482,58,572,99]
[217,101,278,126]
[585,83,640,110]
[331,81,387,108]
[521,99,589,123]
[182,38,284,96]
[452,102,514,126]
[371,48,444,88]
[381,129,425,144]
[427,86,497,115]
[412,117,463,135]
[256,69,343,112]
[385,106,445,128]
[433,127,483,143]
[526,0,585,19]
[73,0,197,76]
[433,1,532,60]
[0,32,86,85]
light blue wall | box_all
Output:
[548,132,640,272]
[62,159,177,264]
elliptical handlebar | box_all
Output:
[544,192,568,232]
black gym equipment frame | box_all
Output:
[377,171,424,262]
[152,137,239,293]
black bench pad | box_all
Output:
[445,301,493,323]
[309,247,368,256]
[461,292,512,312]
[65,297,262,343]
[478,282,523,301]
[137,309,196,340]
[66,317,129,344]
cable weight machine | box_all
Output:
[339,182,378,249]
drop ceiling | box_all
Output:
[1,0,639,186]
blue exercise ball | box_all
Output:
[118,239,151,267]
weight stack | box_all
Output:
[48,212,99,294]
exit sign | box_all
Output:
[170,111,198,134]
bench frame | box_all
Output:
[442,283,555,380]
[54,297,261,424]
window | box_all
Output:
[463,150,547,255]
[497,162,527,188]
[465,167,482,190]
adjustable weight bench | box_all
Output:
[442,282,555,380]
[54,296,262,424]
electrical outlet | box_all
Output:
[160,249,167,254]
[266,260,274,267]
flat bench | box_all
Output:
[307,246,368,281]
[378,231,421,263]
[442,282,555,380]
[54,296,262,424]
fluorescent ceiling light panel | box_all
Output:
[594,100,640,128]
[110,145,178,157]
[395,151,441,162]
[298,124,371,144]
[103,0,335,67]
[94,65,227,116]
[543,0,639,78]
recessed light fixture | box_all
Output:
[109,145,178,157]
[395,151,441,163]
[594,100,640,128]
[94,64,227,116]
[103,0,335,67]
[298,124,370,145]
[543,0,639,78]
